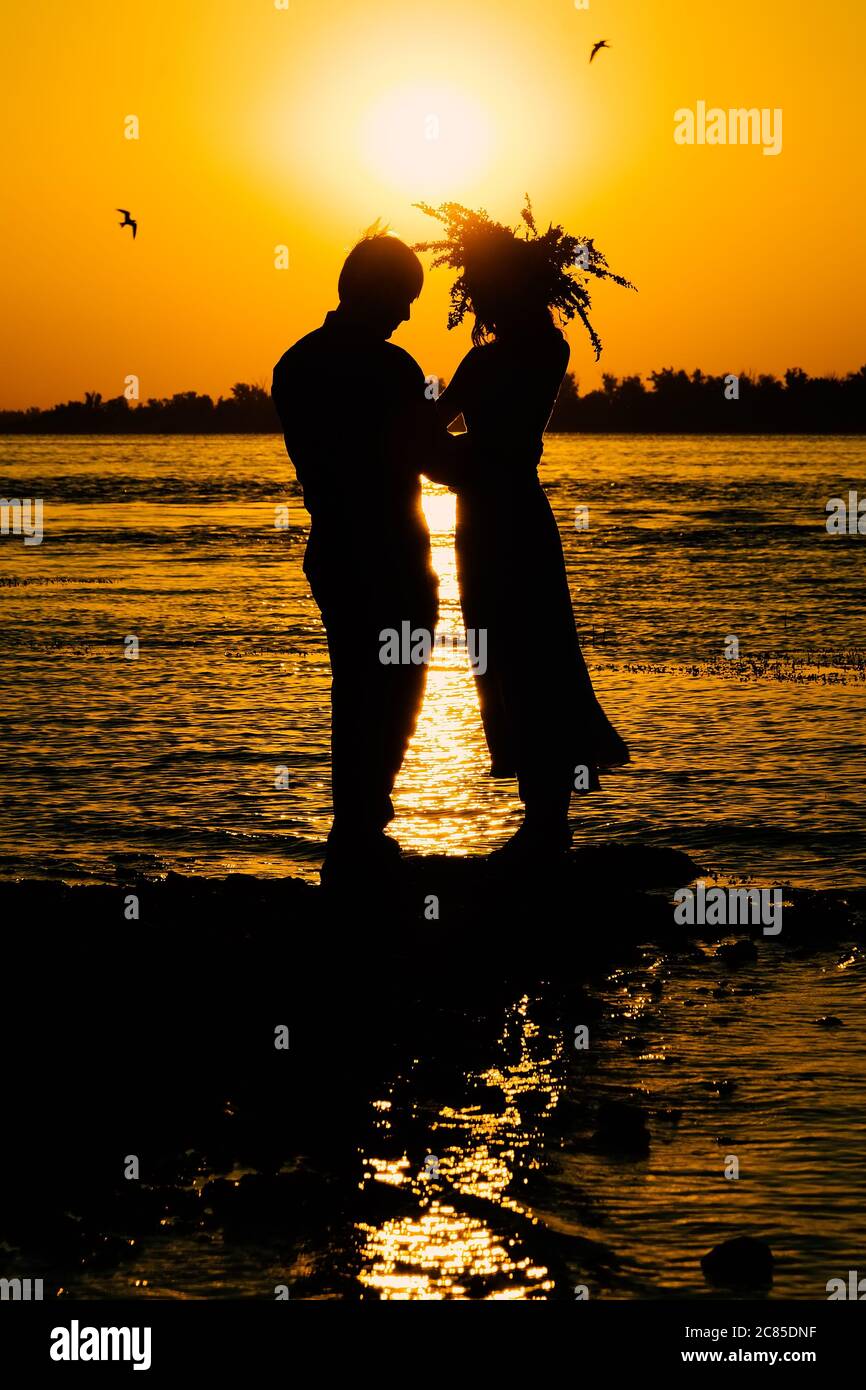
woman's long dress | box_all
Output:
[437,326,629,800]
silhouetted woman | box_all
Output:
[416,199,633,863]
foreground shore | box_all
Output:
[2,846,864,1298]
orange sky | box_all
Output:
[1,0,864,408]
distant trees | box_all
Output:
[1,369,864,434]
[546,366,866,433]
[0,383,279,434]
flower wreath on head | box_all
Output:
[413,195,635,359]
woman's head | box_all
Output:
[460,227,553,344]
[413,197,635,358]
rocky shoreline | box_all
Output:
[2,848,863,1299]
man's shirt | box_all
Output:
[272,311,438,616]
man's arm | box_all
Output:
[397,354,476,490]
[411,396,472,490]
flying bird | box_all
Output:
[116,208,137,239]
[589,40,609,63]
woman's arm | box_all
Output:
[421,352,476,488]
[416,404,470,490]
[432,350,475,431]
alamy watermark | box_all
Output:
[827,1270,866,1300]
[674,102,783,157]
[826,490,866,535]
[1,1276,43,1300]
[379,623,487,675]
[50,1321,152,1371]
[674,882,783,935]
[0,498,43,545]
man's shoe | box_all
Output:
[486,823,572,874]
[320,830,403,887]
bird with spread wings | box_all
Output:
[117,209,137,239]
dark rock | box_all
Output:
[473,1084,508,1115]
[200,1170,353,1239]
[78,1233,140,1271]
[701,1235,774,1288]
[593,1101,650,1155]
[814,1015,844,1028]
[357,1180,424,1224]
[516,1090,550,1118]
[717,940,759,966]
[571,844,703,891]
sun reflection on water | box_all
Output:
[358,1204,553,1300]
[392,481,523,857]
[357,997,562,1299]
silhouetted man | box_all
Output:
[272,230,447,881]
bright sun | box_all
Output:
[361,83,493,195]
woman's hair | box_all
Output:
[413,197,635,356]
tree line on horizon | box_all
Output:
[1,368,864,434]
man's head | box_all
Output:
[338,227,424,338]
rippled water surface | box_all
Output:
[2,433,864,1302]
[1,433,863,887]
[55,939,866,1301]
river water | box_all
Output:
[1,433,864,1300]
[1,433,864,888]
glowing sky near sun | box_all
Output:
[1,0,864,408]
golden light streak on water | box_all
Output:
[357,998,563,1299]
[391,480,523,857]
[357,1203,555,1300]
